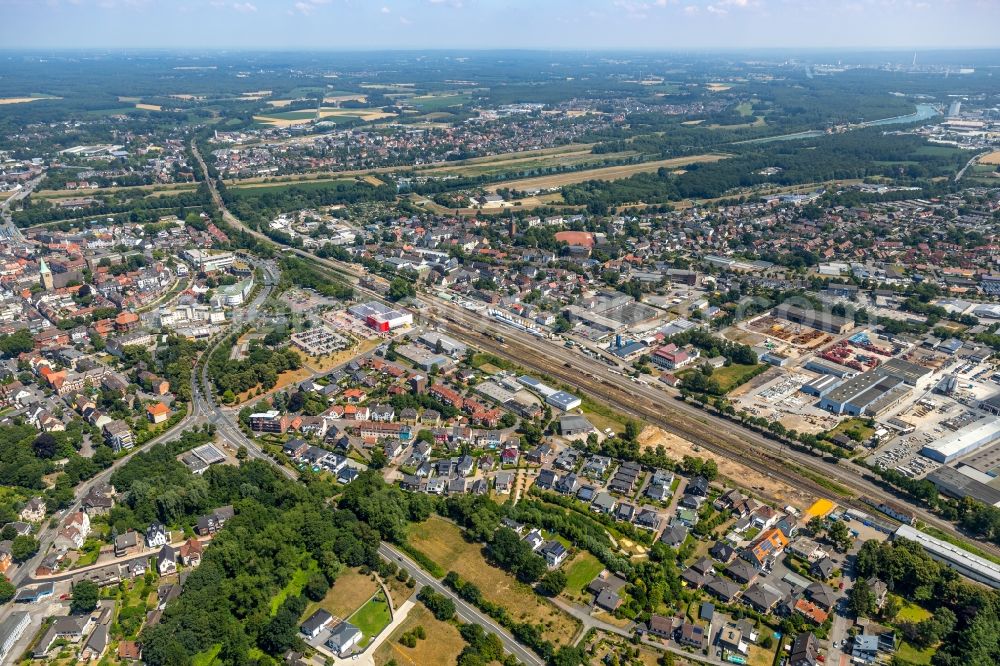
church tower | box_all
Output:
[39,258,53,291]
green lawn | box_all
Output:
[563,552,605,594]
[271,561,317,615]
[896,641,935,665]
[677,362,764,394]
[191,644,222,666]
[896,601,932,623]
[828,417,875,442]
[347,593,392,646]
[711,362,766,392]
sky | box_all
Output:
[0,0,997,51]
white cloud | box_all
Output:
[291,0,329,15]
[232,1,256,11]
[380,5,390,12]
[399,14,411,23]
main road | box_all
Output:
[190,141,1000,559]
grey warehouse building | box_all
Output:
[894,524,1000,589]
[819,358,931,416]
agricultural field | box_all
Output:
[373,604,467,666]
[0,93,60,104]
[407,93,471,111]
[135,103,162,111]
[226,177,361,195]
[426,148,639,180]
[253,107,396,126]
[980,150,1000,165]
[407,515,580,645]
[488,153,730,192]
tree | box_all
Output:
[848,579,877,617]
[0,576,14,604]
[417,587,455,621]
[71,580,99,614]
[827,520,852,552]
[388,278,415,302]
[553,316,572,334]
[304,572,330,602]
[11,535,39,562]
[0,329,34,358]
[538,570,567,597]
[913,607,956,648]
[32,432,59,459]
[552,646,587,666]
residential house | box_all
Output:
[326,622,362,657]
[19,498,45,523]
[146,523,168,548]
[540,541,568,568]
[301,609,333,639]
[788,632,820,666]
[178,538,203,567]
[157,545,177,575]
[114,532,140,558]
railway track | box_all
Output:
[423,303,1000,559]
[441,315,840,506]
[191,141,1000,560]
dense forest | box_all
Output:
[563,129,966,211]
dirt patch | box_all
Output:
[637,425,815,510]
